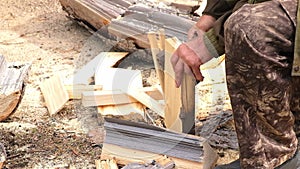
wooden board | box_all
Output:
[180,72,196,134]
[82,90,137,107]
[98,103,145,116]
[73,52,128,84]
[95,68,143,91]
[64,84,102,99]
[40,75,69,116]
[82,87,163,107]
[0,56,31,121]
[164,38,182,132]
[125,89,165,117]
[164,37,196,134]
[147,31,165,94]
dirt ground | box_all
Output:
[0,0,238,168]
[0,0,105,168]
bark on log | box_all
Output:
[59,0,136,30]
[108,4,195,48]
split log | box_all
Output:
[0,55,31,121]
[163,37,181,132]
[164,37,197,134]
[108,4,195,48]
[147,31,165,94]
[101,118,205,169]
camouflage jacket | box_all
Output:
[203,0,300,76]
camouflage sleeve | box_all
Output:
[203,0,248,56]
[203,0,242,19]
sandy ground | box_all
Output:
[0,0,105,168]
[0,0,238,168]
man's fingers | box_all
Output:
[170,50,179,67]
[191,65,204,81]
[171,51,183,87]
[183,63,193,76]
[174,59,184,88]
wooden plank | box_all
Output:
[95,68,143,90]
[0,56,31,121]
[64,84,102,99]
[142,86,164,100]
[164,37,196,134]
[40,75,69,116]
[164,38,182,132]
[82,87,163,107]
[147,31,165,94]
[201,54,225,70]
[98,103,145,116]
[73,52,128,84]
[95,66,145,117]
[181,73,196,134]
[83,90,137,107]
[126,89,165,117]
[292,0,300,76]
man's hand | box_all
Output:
[171,29,216,87]
[171,44,204,87]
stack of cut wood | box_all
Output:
[108,4,196,48]
[39,51,164,121]
[59,0,198,48]
[0,55,31,121]
[100,118,210,169]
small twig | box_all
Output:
[0,41,24,45]
[71,148,80,156]
[7,153,22,159]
